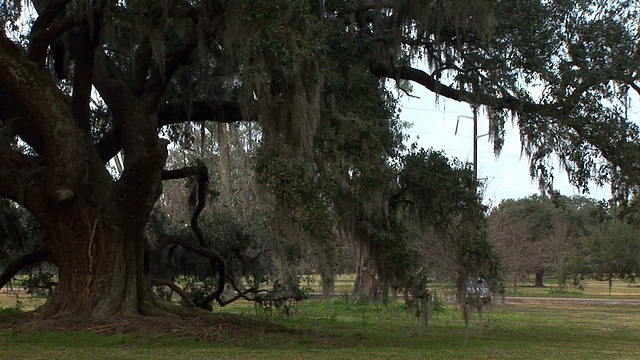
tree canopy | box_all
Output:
[488,195,600,288]
[0,0,639,318]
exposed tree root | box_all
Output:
[0,307,306,344]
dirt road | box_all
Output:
[504,296,640,306]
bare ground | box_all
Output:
[0,308,318,346]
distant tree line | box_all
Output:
[488,195,640,292]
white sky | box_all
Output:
[399,86,640,207]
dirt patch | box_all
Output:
[0,310,314,345]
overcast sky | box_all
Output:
[399,86,640,207]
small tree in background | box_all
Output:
[488,195,599,288]
[571,217,640,294]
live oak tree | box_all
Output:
[567,202,640,293]
[0,1,246,317]
[487,195,599,288]
[0,0,639,319]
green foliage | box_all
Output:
[488,195,600,286]
[20,272,55,297]
[254,155,337,239]
[399,148,479,230]
[396,147,498,316]
[150,206,305,302]
[575,219,640,282]
[3,330,134,348]
[0,304,22,316]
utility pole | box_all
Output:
[472,105,478,183]
[455,104,482,184]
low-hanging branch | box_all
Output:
[154,234,227,309]
[0,249,51,290]
[214,276,271,307]
[370,60,640,180]
[150,278,196,307]
[162,165,209,249]
[158,100,247,127]
[95,100,247,163]
[368,60,598,118]
[159,164,227,309]
[157,164,300,309]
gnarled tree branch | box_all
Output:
[369,60,594,118]
[155,234,227,310]
[158,100,247,127]
[215,276,270,307]
[150,279,196,307]
[0,249,51,290]
[162,165,212,248]
[28,0,72,66]
[631,82,640,97]
[0,34,85,204]
[0,151,42,205]
[158,164,227,309]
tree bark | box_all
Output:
[320,270,335,303]
[217,123,232,204]
[40,198,156,317]
[353,242,375,303]
[534,270,544,288]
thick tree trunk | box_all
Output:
[320,271,335,303]
[40,196,156,318]
[353,242,376,303]
[217,123,232,204]
[534,270,544,288]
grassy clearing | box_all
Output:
[2,276,638,311]
[302,274,640,300]
[504,278,640,298]
[1,277,639,359]
[0,289,45,312]
[2,298,640,359]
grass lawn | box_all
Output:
[1,278,639,359]
[1,296,640,359]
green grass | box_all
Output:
[1,277,640,359]
[2,298,640,359]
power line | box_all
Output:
[404,130,443,135]
[402,106,470,115]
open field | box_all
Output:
[1,277,640,359]
[2,293,640,359]
[4,274,640,312]
[1,300,639,359]
[3,275,640,311]
[0,288,46,312]
[303,274,640,300]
